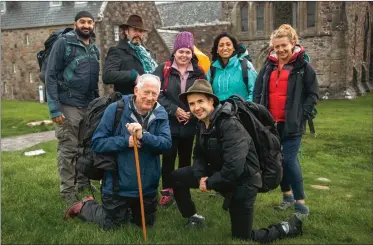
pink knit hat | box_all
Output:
[173,31,194,53]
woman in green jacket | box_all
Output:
[207,33,257,102]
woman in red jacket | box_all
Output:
[254,24,319,219]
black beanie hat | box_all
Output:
[75,11,94,22]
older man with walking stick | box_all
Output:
[63,74,172,231]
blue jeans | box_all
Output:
[277,123,305,200]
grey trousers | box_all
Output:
[78,194,158,230]
[55,104,89,196]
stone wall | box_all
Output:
[1,25,70,100]
[1,1,163,100]
[343,2,372,98]
[161,23,232,60]
[146,29,170,64]
[97,1,162,95]
[236,1,373,99]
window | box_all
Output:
[307,1,316,28]
[3,82,8,94]
[13,63,16,74]
[256,3,264,31]
[24,34,30,46]
[240,4,248,32]
[1,2,6,13]
[75,1,87,5]
[29,73,33,83]
[114,26,120,41]
[50,1,62,7]
[292,2,298,29]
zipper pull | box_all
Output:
[276,70,280,87]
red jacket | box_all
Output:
[267,46,304,122]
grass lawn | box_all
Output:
[2,94,372,244]
[1,100,55,138]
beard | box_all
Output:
[130,36,142,46]
[76,27,93,39]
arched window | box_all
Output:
[307,1,316,27]
[256,3,264,31]
[241,3,248,32]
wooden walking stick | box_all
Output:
[133,134,147,241]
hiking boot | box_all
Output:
[294,202,309,221]
[293,211,309,221]
[184,215,207,228]
[274,200,295,211]
[281,214,303,237]
[159,188,174,207]
[63,196,94,220]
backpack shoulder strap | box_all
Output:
[113,100,124,133]
[162,60,172,92]
[240,59,249,91]
[210,66,216,85]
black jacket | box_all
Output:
[254,51,319,139]
[192,103,262,193]
[153,58,206,137]
[102,39,146,95]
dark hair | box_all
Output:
[211,32,239,62]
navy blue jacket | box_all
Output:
[92,95,172,197]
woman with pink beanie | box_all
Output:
[153,31,206,206]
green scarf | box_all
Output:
[128,41,158,74]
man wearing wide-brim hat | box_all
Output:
[103,14,158,95]
[171,79,304,242]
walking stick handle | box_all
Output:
[133,134,147,241]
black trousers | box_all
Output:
[78,194,158,230]
[170,167,285,242]
[161,136,194,189]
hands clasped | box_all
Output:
[126,123,143,148]
[176,107,191,125]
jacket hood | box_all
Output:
[208,101,238,127]
[267,44,305,64]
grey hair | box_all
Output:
[135,74,161,92]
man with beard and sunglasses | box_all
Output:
[45,10,100,206]
[102,14,158,95]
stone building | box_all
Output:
[1,1,162,100]
[1,1,372,100]
[156,1,373,99]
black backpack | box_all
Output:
[225,95,283,193]
[75,92,124,195]
[37,27,74,83]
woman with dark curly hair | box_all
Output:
[208,33,257,103]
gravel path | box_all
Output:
[1,130,56,152]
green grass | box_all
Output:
[1,100,55,138]
[2,94,373,244]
